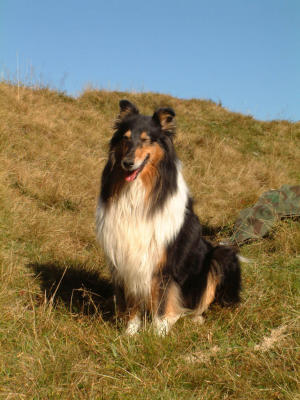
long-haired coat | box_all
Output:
[96,100,241,335]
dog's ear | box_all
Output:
[118,100,139,119]
[152,107,176,135]
[114,100,139,130]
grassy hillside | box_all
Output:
[0,82,299,399]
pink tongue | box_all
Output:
[125,168,140,182]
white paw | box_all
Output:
[125,315,141,335]
[154,318,170,337]
[192,315,205,325]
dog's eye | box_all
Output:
[123,136,129,141]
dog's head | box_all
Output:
[109,100,176,182]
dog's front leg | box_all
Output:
[125,311,142,335]
[125,295,142,335]
[152,276,182,336]
[114,284,126,317]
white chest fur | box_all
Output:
[96,165,188,299]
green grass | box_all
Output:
[0,82,299,399]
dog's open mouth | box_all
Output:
[125,154,150,182]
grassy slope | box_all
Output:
[0,82,299,399]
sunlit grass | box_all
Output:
[0,82,299,399]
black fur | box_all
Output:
[163,198,241,312]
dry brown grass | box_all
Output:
[0,82,299,399]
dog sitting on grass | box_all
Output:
[96,100,241,335]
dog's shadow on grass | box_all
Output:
[28,262,115,321]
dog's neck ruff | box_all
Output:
[96,162,189,299]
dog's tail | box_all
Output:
[237,254,253,263]
[218,240,253,264]
[210,246,242,306]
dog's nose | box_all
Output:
[122,159,134,170]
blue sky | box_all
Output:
[1,0,299,121]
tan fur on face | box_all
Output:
[124,130,132,139]
[140,131,150,141]
[138,143,164,199]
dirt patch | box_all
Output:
[184,345,220,363]
[254,325,288,352]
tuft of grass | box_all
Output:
[0,82,299,399]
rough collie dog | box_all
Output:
[96,100,241,335]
